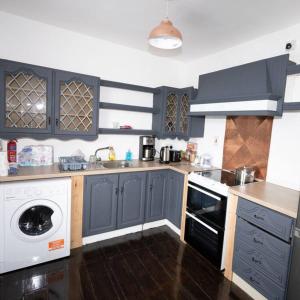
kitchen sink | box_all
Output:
[87,161,105,169]
[102,161,131,169]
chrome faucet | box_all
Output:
[94,146,111,161]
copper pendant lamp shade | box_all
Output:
[148,18,182,50]
[148,0,183,50]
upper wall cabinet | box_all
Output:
[0,60,52,135]
[153,86,204,140]
[0,59,100,140]
[54,70,99,138]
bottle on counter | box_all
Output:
[108,147,116,161]
[125,149,132,161]
[7,139,17,163]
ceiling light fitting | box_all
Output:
[148,0,182,50]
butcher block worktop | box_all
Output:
[230,181,300,218]
[0,160,210,182]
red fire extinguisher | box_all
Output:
[7,139,17,163]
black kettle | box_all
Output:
[160,146,170,164]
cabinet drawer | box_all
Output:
[237,198,294,241]
[236,218,291,266]
[233,258,285,300]
[235,238,289,287]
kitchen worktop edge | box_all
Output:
[229,181,300,218]
[0,160,215,183]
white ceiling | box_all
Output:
[1,0,300,62]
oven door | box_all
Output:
[185,211,224,269]
[187,181,226,214]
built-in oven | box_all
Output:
[184,180,228,270]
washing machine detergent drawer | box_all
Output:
[1,178,71,274]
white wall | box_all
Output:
[0,11,186,161]
[0,11,299,190]
[184,23,300,190]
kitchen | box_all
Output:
[0,1,300,299]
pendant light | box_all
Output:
[148,0,182,50]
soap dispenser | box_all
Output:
[125,149,132,161]
[108,147,116,161]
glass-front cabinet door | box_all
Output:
[161,87,192,140]
[0,60,52,134]
[177,92,190,138]
[54,71,99,138]
[163,90,178,137]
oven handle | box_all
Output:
[188,183,221,201]
[186,211,218,235]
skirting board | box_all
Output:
[82,219,180,245]
[232,273,267,300]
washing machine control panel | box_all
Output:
[4,180,68,200]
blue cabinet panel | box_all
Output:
[53,70,100,138]
[165,170,184,228]
[145,170,168,222]
[237,197,294,242]
[235,218,291,269]
[235,219,290,287]
[0,59,99,140]
[233,257,285,300]
[153,86,204,140]
[234,199,294,300]
[0,59,52,136]
[117,172,147,229]
[83,174,119,236]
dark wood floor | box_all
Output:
[0,226,252,300]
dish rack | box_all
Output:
[59,156,88,171]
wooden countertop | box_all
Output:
[230,181,300,218]
[0,160,213,183]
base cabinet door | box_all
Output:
[83,174,119,236]
[166,170,184,228]
[117,172,147,229]
[145,170,168,223]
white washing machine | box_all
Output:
[0,178,71,274]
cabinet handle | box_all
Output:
[150,184,153,191]
[252,257,262,265]
[115,187,119,195]
[249,276,260,285]
[254,214,264,221]
[253,237,263,245]
[120,187,124,195]
[55,118,59,127]
[48,116,51,125]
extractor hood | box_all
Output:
[189,55,289,116]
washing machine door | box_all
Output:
[11,199,63,242]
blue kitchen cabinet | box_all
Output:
[233,198,294,300]
[153,86,204,140]
[0,59,100,140]
[83,170,184,236]
[117,172,147,229]
[165,170,184,228]
[145,170,168,222]
[83,174,119,236]
[53,70,100,139]
[84,172,147,235]
[0,59,53,138]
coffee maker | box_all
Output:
[139,136,156,161]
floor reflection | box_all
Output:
[0,226,252,300]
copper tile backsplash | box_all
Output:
[222,116,273,179]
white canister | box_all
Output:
[0,152,8,176]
